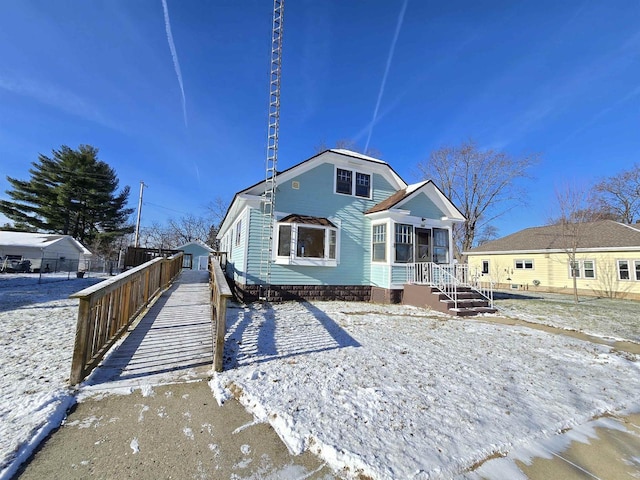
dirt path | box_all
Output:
[475,315,640,355]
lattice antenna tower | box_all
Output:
[259,0,284,300]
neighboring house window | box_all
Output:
[336,168,352,195]
[618,260,630,280]
[335,168,371,198]
[394,224,413,263]
[569,261,580,278]
[433,228,449,264]
[372,224,386,262]
[481,260,489,274]
[275,221,338,266]
[583,260,595,278]
[515,259,534,269]
[635,260,640,281]
[235,220,242,246]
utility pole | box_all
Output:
[134,181,147,247]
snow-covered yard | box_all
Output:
[494,290,640,343]
[212,301,640,479]
[0,274,106,478]
[1,274,638,479]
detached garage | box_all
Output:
[0,231,92,273]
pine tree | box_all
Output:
[0,145,134,244]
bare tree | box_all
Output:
[475,224,500,246]
[166,214,213,246]
[551,183,601,303]
[592,164,640,224]
[416,139,538,258]
[205,196,230,230]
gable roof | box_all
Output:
[0,231,92,254]
[218,149,408,236]
[365,180,465,221]
[466,220,640,254]
[174,240,215,252]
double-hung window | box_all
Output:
[635,260,640,281]
[394,224,413,263]
[335,168,371,198]
[372,224,386,262]
[618,260,630,280]
[275,216,338,267]
[583,260,595,278]
[569,259,596,279]
[336,169,352,195]
[515,259,534,270]
[432,228,449,264]
[235,219,242,246]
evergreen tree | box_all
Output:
[0,145,134,244]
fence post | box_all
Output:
[70,298,92,385]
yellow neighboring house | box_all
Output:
[465,220,640,300]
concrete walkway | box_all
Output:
[14,270,335,479]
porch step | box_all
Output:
[403,284,497,317]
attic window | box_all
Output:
[335,168,371,198]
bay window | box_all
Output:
[275,215,338,266]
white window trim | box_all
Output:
[514,259,534,270]
[372,223,387,263]
[634,260,640,281]
[617,259,631,281]
[274,221,339,267]
[481,260,489,275]
[235,219,242,247]
[334,166,372,199]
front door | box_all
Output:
[415,228,432,263]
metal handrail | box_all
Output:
[407,262,494,308]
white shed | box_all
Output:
[0,231,92,273]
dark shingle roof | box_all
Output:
[280,214,336,228]
[467,220,640,253]
[365,189,413,214]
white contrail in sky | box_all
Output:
[365,0,409,152]
[161,0,188,127]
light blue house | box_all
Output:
[175,240,214,270]
[217,149,466,303]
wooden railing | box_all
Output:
[69,253,183,385]
[210,255,232,372]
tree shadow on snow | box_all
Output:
[223,300,361,368]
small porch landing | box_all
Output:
[403,283,497,316]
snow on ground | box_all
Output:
[2,273,639,480]
[0,274,106,478]
[494,290,640,343]
[212,301,640,480]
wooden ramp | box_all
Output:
[82,269,213,392]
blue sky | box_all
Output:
[1,0,638,238]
